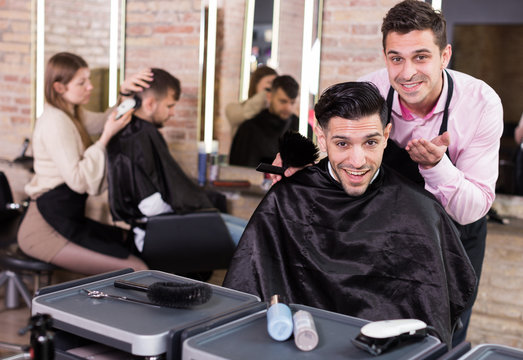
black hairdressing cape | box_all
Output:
[223,158,477,345]
[106,116,212,223]
[229,109,301,167]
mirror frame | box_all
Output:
[34,0,127,125]
[238,0,324,137]
[298,0,323,136]
[238,0,281,102]
[198,0,324,158]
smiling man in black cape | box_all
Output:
[223,82,477,346]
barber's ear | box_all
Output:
[441,44,452,69]
[53,82,66,94]
[315,124,327,153]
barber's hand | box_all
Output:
[99,109,134,147]
[269,152,310,185]
[405,131,450,170]
[119,68,154,95]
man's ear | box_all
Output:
[382,123,392,149]
[441,44,452,69]
[53,82,66,94]
[315,124,327,153]
[266,91,272,104]
[141,95,157,114]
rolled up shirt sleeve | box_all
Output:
[420,91,503,225]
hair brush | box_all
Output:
[114,280,212,308]
[256,131,319,175]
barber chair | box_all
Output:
[140,210,236,277]
[0,171,56,309]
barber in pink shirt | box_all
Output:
[273,0,503,346]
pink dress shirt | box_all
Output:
[360,68,503,225]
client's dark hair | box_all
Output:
[314,82,388,129]
[271,75,299,99]
[140,68,181,100]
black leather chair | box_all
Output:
[140,210,236,275]
[0,171,56,309]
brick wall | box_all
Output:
[44,0,111,69]
[125,0,202,178]
[0,0,32,160]
[45,0,113,112]
[319,0,398,90]
[215,0,244,155]
[278,0,305,81]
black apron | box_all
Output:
[383,70,486,281]
[36,183,131,258]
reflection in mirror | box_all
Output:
[251,0,276,68]
[239,0,279,102]
[199,0,323,169]
[35,0,125,119]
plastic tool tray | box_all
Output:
[182,303,446,360]
[459,344,523,359]
[32,270,260,357]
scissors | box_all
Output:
[82,289,161,308]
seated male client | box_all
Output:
[106,68,247,252]
[229,75,310,167]
[223,82,477,346]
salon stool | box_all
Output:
[0,243,56,309]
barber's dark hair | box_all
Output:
[314,82,388,129]
[381,0,447,51]
[140,68,181,101]
[248,65,278,98]
[271,75,299,99]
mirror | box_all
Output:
[205,0,323,166]
[35,0,125,120]
[239,0,278,101]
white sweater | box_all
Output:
[25,104,110,198]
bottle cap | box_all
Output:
[270,294,280,307]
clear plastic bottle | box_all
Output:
[293,310,319,351]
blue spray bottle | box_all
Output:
[266,295,293,341]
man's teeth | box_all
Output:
[345,170,366,176]
[403,83,418,88]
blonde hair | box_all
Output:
[44,52,92,148]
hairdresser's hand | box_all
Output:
[119,68,154,95]
[269,153,309,185]
[406,131,450,170]
[99,109,134,147]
